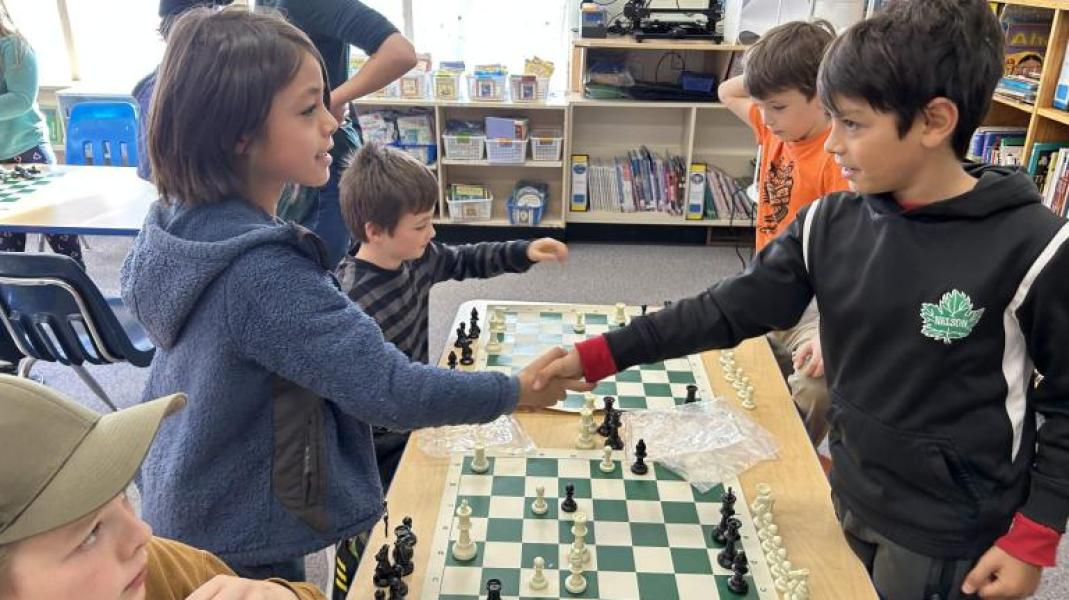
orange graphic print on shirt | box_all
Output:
[761,156,795,237]
[747,104,849,251]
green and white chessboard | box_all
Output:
[422,448,776,600]
[0,170,64,204]
[475,303,711,413]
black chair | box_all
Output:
[0,253,154,410]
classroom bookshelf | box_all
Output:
[984,1,1069,168]
[565,36,758,229]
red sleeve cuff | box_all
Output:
[575,336,618,383]
[995,512,1061,567]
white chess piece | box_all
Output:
[529,556,548,591]
[614,302,626,325]
[470,443,489,473]
[584,392,597,412]
[485,330,502,353]
[576,407,596,449]
[531,485,548,515]
[573,312,586,334]
[599,445,615,473]
[564,550,587,594]
[451,499,477,561]
[571,512,590,564]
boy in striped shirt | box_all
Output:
[335,142,568,488]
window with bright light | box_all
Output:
[65,0,164,90]
[5,0,72,85]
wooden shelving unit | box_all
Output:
[566,36,756,229]
[984,2,1069,166]
[353,95,570,229]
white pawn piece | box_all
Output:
[573,312,586,334]
[576,407,596,449]
[583,392,597,412]
[599,445,616,473]
[485,331,502,353]
[570,512,590,564]
[775,560,794,592]
[564,550,587,594]
[470,443,490,473]
[451,499,477,561]
[741,397,757,411]
[733,375,749,391]
[531,485,549,515]
[529,557,548,591]
[614,302,627,326]
[724,367,737,383]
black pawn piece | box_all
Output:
[685,384,699,404]
[373,544,393,588]
[606,411,624,450]
[393,539,414,576]
[387,575,408,600]
[459,342,475,366]
[454,323,467,347]
[726,551,749,595]
[394,515,416,547]
[561,483,577,513]
[596,397,616,437]
[447,351,458,369]
[664,300,673,307]
[717,519,741,569]
[641,304,648,316]
[631,439,649,475]
[722,486,737,511]
[375,591,386,600]
[486,578,503,600]
[27,165,40,175]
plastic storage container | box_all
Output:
[393,143,437,165]
[467,73,508,102]
[447,188,494,222]
[442,135,486,161]
[485,138,527,163]
[509,75,550,103]
[433,70,463,100]
[529,130,563,162]
[399,71,428,99]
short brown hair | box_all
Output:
[149,6,329,206]
[340,143,438,241]
[744,19,836,100]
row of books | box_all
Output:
[967,127,1026,166]
[581,148,689,215]
[995,74,1040,105]
[1028,143,1069,218]
[697,164,753,221]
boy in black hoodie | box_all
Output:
[534,1,1069,598]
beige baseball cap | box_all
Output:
[0,376,185,544]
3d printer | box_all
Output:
[621,0,724,43]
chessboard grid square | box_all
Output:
[482,541,524,569]
[555,569,600,598]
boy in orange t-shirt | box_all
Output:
[718,19,848,445]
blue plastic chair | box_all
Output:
[65,101,140,168]
[0,253,155,410]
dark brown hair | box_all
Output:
[340,143,438,241]
[819,0,1003,158]
[149,6,329,206]
[744,19,836,100]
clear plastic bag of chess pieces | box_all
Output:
[620,397,779,493]
[413,413,536,457]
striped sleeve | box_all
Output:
[427,240,534,283]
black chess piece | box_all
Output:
[664,300,673,307]
[640,304,648,316]
[485,578,503,600]
[711,487,738,545]
[459,342,475,366]
[375,590,386,600]
[394,515,417,547]
[373,544,394,588]
[596,397,616,436]
[726,551,749,595]
[393,539,414,576]
[685,384,699,404]
[387,575,408,599]
[468,308,481,339]
[630,439,649,475]
[722,486,737,511]
[560,483,577,513]
[447,351,458,369]
[454,323,467,347]
[606,410,624,450]
[717,519,742,569]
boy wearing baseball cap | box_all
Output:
[0,377,324,600]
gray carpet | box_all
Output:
[36,236,1067,598]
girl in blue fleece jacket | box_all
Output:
[120,6,583,580]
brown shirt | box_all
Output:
[145,537,324,600]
